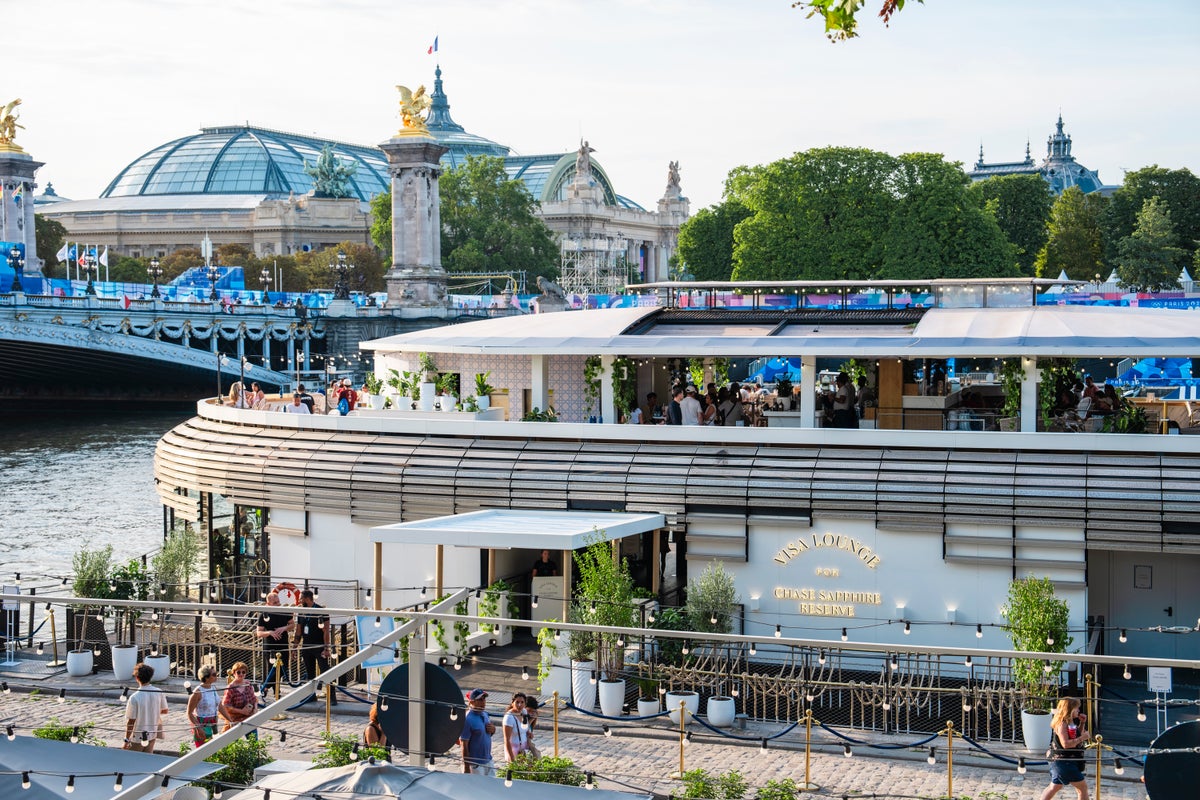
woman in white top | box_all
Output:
[501,692,530,762]
[187,665,221,747]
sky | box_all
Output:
[10,0,1200,212]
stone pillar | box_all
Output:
[0,151,44,276]
[379,137,451,319]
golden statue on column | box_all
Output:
[395,85,432,137]
[0,98,25,152]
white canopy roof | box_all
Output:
[370,509,664,550]
[363,305,1200,358]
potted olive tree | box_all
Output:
[686,563,739,726]
[573,531,637,716]
[1002,575,1072,752]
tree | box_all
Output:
[294,242,386,294]
[728,147,897,281]
[969,174,1054,276]
[440,155,559,281]
[878,153,1016,280]
[1103,166,1200,271]
[1116,196,1186,292]
[675,200,750,282]
[369,191,392,261]
[158,247,205,281]
[795,0,921,41]
[105,254,153,284]
[1034,187,1107,280]
[34,213,67,275]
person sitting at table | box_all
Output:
[640,392,659,425]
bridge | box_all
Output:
[0,293,326,403]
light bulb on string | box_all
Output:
[65,776,75,794]
[927,747,936,765]
[531,596,538,609]
[976,624,983,638]
[903,622,911,635]
[843,744,853,758]
[602,724,611,738]
[1017,757,1027,775]
[1114,759,1124,776]
[521,665,529,681]
[841,628,848,642]
[1136,704,1146,722]
[58,688,66,704]
[1046,635,1055,646]
[1119,629,1127,643]
[818,650,826,665]
[774,624,782,638]
[1123,665,1131,680]
[22,771,30,789]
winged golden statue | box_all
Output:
[0,98,25,150]
[395,85,432,136]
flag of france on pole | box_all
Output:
[427,35,438,55]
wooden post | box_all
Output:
[373,542,383,611]
[561,549,570,622]
[487,548,496,587]
[651,530,661,595]
[435,545,444,599]
[408,633,426,767]
[552,690,560,758]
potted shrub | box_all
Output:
[573,532,637,716]
[1002,575,1072,752]
[417,352,437,411]
[566,624,597,712]
[685,562,739,658]
[436,372,459,412]
[775,378,794,410]
[108,558,150,679]
[634,674,661,718]
[474,371,495,410]
[363,372,386,410]
[71,545,114,674]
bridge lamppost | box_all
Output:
[207,264,220,301]
[329,250,350,300]
[8,245,23,293]
[260,266,273,301]
[82,254,98,295]
[148,257,163,298]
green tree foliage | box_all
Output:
[685,563,738,635]
[676,200,750,282]
[795,0,920,41]
[728,147,897,281]
[1034,187,1108,280]
[369,190,392,261]
[969,174,1054,276]
[726,148,1014,281]
[34,213,67,275]
[1103,166,1200,270]
[677,768,748,799]
[293,242,386,293]
[572,531,636,678]
[505,753,587,787]
[878,153,1015,279]
[440,155,559,281]
[1001,576,1071,712]
[159,247,205,282]
[311,732,389,768]
[1116,196,1186,292]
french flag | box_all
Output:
[427,36,438,55]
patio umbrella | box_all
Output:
[0,735,222,800]
[230,760,649,799]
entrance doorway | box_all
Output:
[1098,551,1200,659]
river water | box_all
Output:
[0,410,191,589]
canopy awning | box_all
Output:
[370,509,665,550]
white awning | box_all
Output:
[369,509,664,550]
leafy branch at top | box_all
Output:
[793,0,921,42]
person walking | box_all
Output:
[1040,697,1091,800]
[187,665,221,748]
[123,662,168,752]
[458,688,496,776]
[219,661,258,731]
[502,692,530,763]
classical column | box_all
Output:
[379,137,451,319]
[0,150,44,278]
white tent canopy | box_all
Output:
[370,510,664,550]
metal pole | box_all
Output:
[324,681,332,737]
[800,709,819,791]
[271,655,287,721]
[675,699,686,778]
[1094,735,1103,800]
[944,721,955,799]
[552,690,560,758]
[1085,672,1094,736]
[47,608,64,667]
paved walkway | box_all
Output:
[0,667,1149,800]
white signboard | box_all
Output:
[1147,666,1172,693]
[355,615,397,670]
[1,585,17,612]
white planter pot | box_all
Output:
[1021,709,1053,753]
[111,644,139,680]
[598,679,625,718]
[145,653,171,683]
[394,395,412,411]
[367,394,386,410]
[706,695,736,728]
[539,645,572,699]
[477,395,491,411]
[66,648,93,677]
[571,659,597,712]
[665,690,700,725]
[637,697,661,718]
[440,395,457,412]
[418,383,437,411]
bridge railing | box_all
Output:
[2,292,323,319]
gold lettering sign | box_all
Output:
[772,586,883,618]
[774,532,881,569]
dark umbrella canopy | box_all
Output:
[232,760,650,799]
[0,735,222,800]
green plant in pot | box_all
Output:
[685,562,739,659]
[1002,575,1072,752]
[363,372,384,396]
[474,370,495,397]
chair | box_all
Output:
[1061,396,1093,433]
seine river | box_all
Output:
[0,410,191,589]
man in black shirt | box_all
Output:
[666,387,684,425]
[531,549,558,579]
[296,384,315,414]
[293,589,332,703]
[256,591,294,700]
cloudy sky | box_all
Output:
[11,0,1199,211]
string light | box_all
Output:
[1119,629,1127,643]
[380,697,389,712]
[927,747,936,765]
[681,642,690,655]
[818,650,826,665]
[1017,757,1027,775]
[1114,759,1124,776]
[374,616,381,628]
[1123,664,1131,680]
[1136,704,1146,722]
[350,742,359,761]
[903,622,911,635]
[749,643,757,656]
[450,707,459,721]
[36,642,43,655]
[57,688,66,704]
[683,731,693,747]
[602,724,611,738]
[647,609,656,623]
[22,771,30,789]
[2,681,8,694]
[1046,635,1055,646]
[5,724,14,741]
[161,775,171,788]
[589,671,597,685]
[841,628,848,642]
[843,744,853,758]
[976,624,983,638]
[585,772,595,790]
[965,655,973,668]
[505,769,513,788]
[711,614,718,625]
[65,775,75,793]
[69,726,79,743]
[531,596,538,609]
[553,630,561,641]
[760,737,768,751]
[774,624,782,638]
[521,666,529,681]
[889,654,898,670]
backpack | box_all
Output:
[337,397,350,415]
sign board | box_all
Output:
[1148,666,1172,693]
[1,585,17,612]
[355,614,397,670]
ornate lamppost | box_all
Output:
[148,257,163,298]
[329,250,350,300]
[82,253,98,295]
[207,263,220,301]
[7,245,23,293]
[260,266,273,302]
